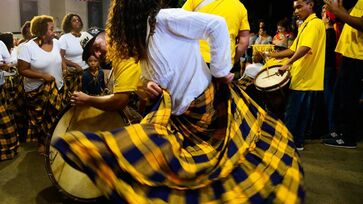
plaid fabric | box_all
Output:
[0,85,19,160]
[64,69,82,95]
[53,82,304,203]
[237,76,255,90]
[25,81,69,143]
[3,75,27,131]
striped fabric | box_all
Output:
[25,81,69,143]
[64,68,82,95]
[0,85,19,160]
[53,82,304,203]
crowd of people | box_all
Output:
[0,0,362,203]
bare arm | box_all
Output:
[18,59,54,82]
[71,91,130,111]
[234,30,250,63]
[324,0,363,32]
[60,49,82,71]
[268,48,295,59]
[279,46,311,73]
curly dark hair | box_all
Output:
[0,32,14,52]
[107,0,175,61]
[61,13,83,33]
[21,21,31,39]
[30,15,54,38]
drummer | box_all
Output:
[265,0,326,150]
[70,27,141,112]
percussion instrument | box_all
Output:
[254,65,290,119]
[45,105,142,202]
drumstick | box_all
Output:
[262,72,280,79]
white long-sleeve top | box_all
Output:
[141,8,231,115]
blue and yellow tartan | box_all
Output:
[0,85,19,160]
[53,82,304,203]
[25,81,70,143]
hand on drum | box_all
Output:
[278,64,290,75]
[70,91,89,106]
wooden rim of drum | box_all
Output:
[44,105,103,203]
[254,65,291,91]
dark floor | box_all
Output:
[1,140,363,204]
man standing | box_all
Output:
[267,0,326,150]
[182,0,250,75]
[323,0,363,148]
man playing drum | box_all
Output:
[266,0,326,150]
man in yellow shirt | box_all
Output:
[323,0,363,148]
[182,0,250,75]
[71,27,141,111]
[267,0,326,150]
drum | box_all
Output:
[44,105,141,202]
[254,65,290,119]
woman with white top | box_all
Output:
[0,38,19,160]
[18,15,68,153]
[58,13,87,92]
[52,0,304,203]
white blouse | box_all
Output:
[58,32,88,69]
[141,9,231,115]
[18,39,63,92]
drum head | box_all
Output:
[45,106,126,202]
[254,66,290,91]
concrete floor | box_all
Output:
[1,140,363,204]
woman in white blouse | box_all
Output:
[59,13,87,72]
[52,0,304,203]
[18,15,67,153]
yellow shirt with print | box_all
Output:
[183,0,250,64]
[111,57,141,93]
[289,14,325,91]
[335,0,363,60]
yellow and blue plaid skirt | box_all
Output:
[25,81,70,143]
[53,82,304,203]
[0,85,19,160]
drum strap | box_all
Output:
[295,17,318,51]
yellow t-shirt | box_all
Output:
[183,0,250,64]
[289,14,325,91]
[335,0,363,60]
[111,57,141,93]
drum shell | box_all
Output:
[44,105,142,202]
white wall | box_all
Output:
[0,0,21,32]
[65,0,88,30]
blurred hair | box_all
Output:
[0,32,14,52]
[30,15,54,38]
[61,13,83,33]
[21,21,31,39]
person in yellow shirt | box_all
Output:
[267,0,326,150]
[323,0,363,148]
[71,27,141,112]
[182,0,250,76]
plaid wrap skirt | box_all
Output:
[25,81,69,143]
[0,85,19,160]
[53,82,304,203]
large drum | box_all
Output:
[254,65,290,119]
[44,105,142,202]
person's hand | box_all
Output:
[145,81,162,100]
[278,64,291,75]
[0,64,10,71]
[324,0,346,15]
[42,73,55,82]
[216,72,234,84]
[70,91,90,106]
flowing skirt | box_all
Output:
[53,82,304,203]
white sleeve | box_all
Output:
[58,34,67,50]
[163,9,232,77]
[18,43,31,63]
[0,41,11,64]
